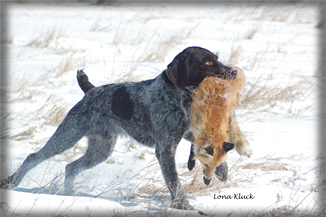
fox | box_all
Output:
[189,66,251,185]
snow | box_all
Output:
[1,2,323,217]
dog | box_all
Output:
[188,67,251,185]
[76,67,251,187]
[1,46,243,210]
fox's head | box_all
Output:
[194,141,234,185]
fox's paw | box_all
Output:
[187,158,196,171]
[236,142,253,158]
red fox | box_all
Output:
[190,66,251,183]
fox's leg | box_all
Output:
[214,161,228,182]
[0,102,87,189]
[64,134,117,194]
[187,144,196,171]
[228,112,252,157]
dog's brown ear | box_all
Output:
[166,52,190,90]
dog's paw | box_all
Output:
[171,198,194,210]
[0,178,14,189]
[0,175,20,189]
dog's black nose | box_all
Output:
[224,67,237,80]
[203,177,212,185]
[229,68,237,79]
[219,65,237,80]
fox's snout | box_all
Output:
[197,142,235,184]
[203,176,211,185]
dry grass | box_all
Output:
[29,96,68,127]
[115,25,198,83]
[10,126,37,141]
[132,158,168,196]
[27,29,87,55]
[238,76,314,117]
[240,162,288,171]
[138,183,169,196]
[90,20,113,32]
[228,45,242,65]
[3,5,320,217]
[246,26,260,40]
[49,55,85,78]
[41,105,68,126]
[28,30,63,49]
[143,25,198,63]
[256,6,311,24]
[55,143,87,163]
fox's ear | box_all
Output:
[198,144,214,158]
[223,142,234,152]
[204,146,214,156]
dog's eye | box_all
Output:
[205,61,213,66]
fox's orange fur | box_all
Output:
[190,66,246,179]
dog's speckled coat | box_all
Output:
[1,47,244,210]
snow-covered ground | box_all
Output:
[1,2,324,217]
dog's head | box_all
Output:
[166,47,237,90]
[194,142,234,185]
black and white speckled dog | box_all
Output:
[1,47,239,210]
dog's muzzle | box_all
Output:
[203,176,212,185]
[221,66,237,80]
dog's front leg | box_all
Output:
[155,145,193,210]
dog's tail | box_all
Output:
[77,69,95,93]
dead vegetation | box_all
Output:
[50,54,85,78]
[113,23,198,83]
[30,96,68,127]
[28,30,60,49]
[228,45,242,65]
[89,20,113,32]
[239,76,315,117]
[246,26,260,40]
[3,5,319,216]
[132,154,290,199]
[240,161,288,171]
[41,105,68,126]
[142,25,199,63]
[10,126,37,141]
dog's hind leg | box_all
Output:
[64,134,117,194]
[0,103,87,189]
